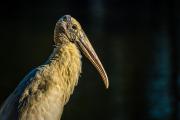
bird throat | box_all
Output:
[47,42,82,104]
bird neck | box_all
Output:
[45,42,82,104]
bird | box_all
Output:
[0,15,109,120]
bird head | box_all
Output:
[54,15,109,89]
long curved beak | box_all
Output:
[76,30,109,89]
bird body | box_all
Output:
[0,43,81,120]
[0,15,109,120]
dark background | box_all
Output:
[0,0,179,120]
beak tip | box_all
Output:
[104,79,109,89]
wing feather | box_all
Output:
[0,69,39,120]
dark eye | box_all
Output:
[72,25,77,30]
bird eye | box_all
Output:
[72,25,77,30]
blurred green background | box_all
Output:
[0,0,179,120]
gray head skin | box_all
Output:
[0,15,109,120]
